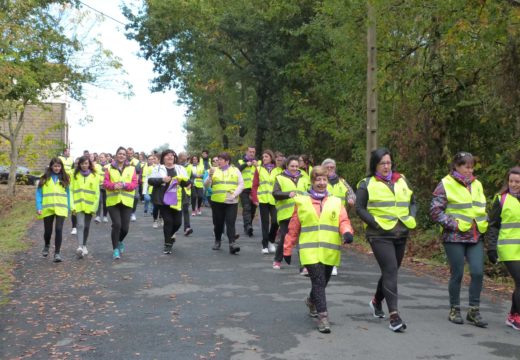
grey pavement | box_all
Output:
[1,204,519,360]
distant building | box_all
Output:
[0,102,68,171]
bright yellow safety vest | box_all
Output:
[183,164,192,197]
[71,172,100,214]
[59,156,74,175]
[366,176,416,230]
[41,179,69,218]
[275,175,310,223]
[238,159,257,189]
[257,166,275,205]
[442,175,488,233]
[295,195,342,266]
[211,167,239,203]
[142,164,154,194]
[497,193,520,261]
[327,178,350,207]
[191,162,205,189]
[106,165,136,208]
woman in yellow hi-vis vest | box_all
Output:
[356,148,416,332]
[103,147,138,260]
[486,166,520,330]
[204,152,244,254]
[284,166,354,334]
[71,156,100,259]
[36,158,73,263]
[431,152,488,328]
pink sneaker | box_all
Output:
[272,261,281,270]
[506,313,520,330]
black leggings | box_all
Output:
[307,263,334,314]
[369,237,407,313]
[182,191,191,230]
[259,203,278,248]
[43,215,65,253]
[274,219,290,262]
[160,205,182,246]
[153,205,160,221]
[505,261,520,315]
[96,189,108,217]
[191,187,204,211]
[211,202,238,243]
[107,203,133,249]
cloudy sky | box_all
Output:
[68,1,187,158]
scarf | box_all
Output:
[509,189,520,200]
[220,164,230,171]
[375,171,392,182]
[80,170,91,177]
[284,169,301,180]
[264,163,275,172]
[451,170,474,186]
[309,189,328,200]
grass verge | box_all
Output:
[0,186,35,305]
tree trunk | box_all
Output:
[216,98,229,149]
[7,133,19,197]
[255,86,267,153]
[366,1,378,172]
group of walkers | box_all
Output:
[35,145,520,335]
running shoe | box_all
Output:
[272,261,281,270]
[191,211,196,216]
[197,209,202,215]
[448,306,463,324]
[184,228,193,236]
[42,245,50,257]
[247,228,254,237]
[53,253,63,263]
[466,306,488,328]
[130,213,136,222]
[82,245,88,256]
[389,312,406,332]
[94,216,101,223]
[305,297,318,318]
[153,221,159,228]
[506,313,520,330]
[118,241,125,254]
[331,266,338,276]
[103,216,109,223]
[113,248,121,260]
[317,315,331,333]
[261,248,269,255]
[300,267,309,276]
[369,299,386,318]
[163,245,172,254]
[76,246,84,259]
[268,242,276,253]
[71,228,77,235]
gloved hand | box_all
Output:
[342,232,354,244]
[487,250,498,264]
[144,194,151,202]
[283,255,292,265]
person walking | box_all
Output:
[272,155,310,269]
[205,152,244,254]
[148,149,189,254]
[127,147,141,222]
[36,158,73,263]
[190,155,205,216]
[430,151,488,328]
[71,156,100,258]
[284,166,354,333]
[487,166,520,330]
[251,149,278,254]
[103,146,138,260]
[237,146,258,237]
[356,148,417,332]
[177,152,193,236]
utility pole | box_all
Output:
[366,1,378,172]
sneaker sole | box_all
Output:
[506,320,520,330]
[369,300,385,318]
[389,323,406,332]
[318,327,331,334]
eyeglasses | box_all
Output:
[378,161,392,166]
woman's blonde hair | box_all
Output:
[310,165,328,182]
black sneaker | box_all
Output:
[212,241,221,250]
[184,228,193,236]
[389,313,406,332]
[247,228,253,237]
[448,306,464,324]
[53,253,63,263]
[369,299,385,318]
[229,242,240,254]
[163,245,172,254]
[42,246,50,257]
[466,306,488,328]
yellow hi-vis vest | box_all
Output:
[106,165,136,208]
[257,166,275,205]
[275,175,310,223]
[71,173,99,214]
[295,195,342,266]
[59,156,74,172]
[211,167,239,203]
[41,179,69,218]
[497,193,520,261]
[442,175,488,233]
[191,162,205,189]
[327,178,350,207]
[142,164,154,195]
[183,164,192,196]
[238,159,256,189]
[366,176,416,230]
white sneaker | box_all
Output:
[130,214,137,222]
[300,267,309,276]
[331,266,338,276]
[268,242,276,253]
[261,248,269,254]
[76,246,83,258]
[71,228,77,235]
[94,216,101,223]
[103,216,108,223]
[153,221,158,229]
[82,245,88,256]
[197,209,202,215]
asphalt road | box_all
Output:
[1,204,519,360]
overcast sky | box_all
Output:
[68,1,187,158]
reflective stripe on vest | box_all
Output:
[211,167,238,203]
[275,175,310,222]
[106,166,136,208]
[497,193,520,261]
[41,180,68,218]
[442,175,488,233]
[295,195,342,266]
[327,179,349,207]
[366,176,416,230]
[238,159,255,189]
[191,162,205,188]
[257,166,275,205]
[71,173,99,214]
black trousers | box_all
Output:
[182,190,191,230]
[96,189,108,217]
[239,189,256,232]
[505,261,520,315]
[259,203,278,248]
[160,205,182,246]
[191,187,204,211]
[107,203,133,249]
[43,215,65,253]
[211,201,238,244]
[274,219,290,262]
[307,263,334,314]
